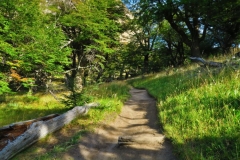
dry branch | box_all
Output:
[0,102,99,160]
[189,57,223,67]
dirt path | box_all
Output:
[62,88,177,160]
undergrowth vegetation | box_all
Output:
[129,66,240,160]
[0,93,69,127]
[0,81,130,159]
[0,81,129,127]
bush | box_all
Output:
[61,89,93,108]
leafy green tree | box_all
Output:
[125,3,161,74]
[153,0,208,57]
[0,0,17,93]
[125,0,240,57]
[157,20,189,67]
[47,0,125,87]
[205,0,240,53]
[0,0,71,93]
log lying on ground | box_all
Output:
[189,57,224,67]
[118,135,165,146]
[0,114,60,151]
[0,102,99,160]
[0,114,59,134]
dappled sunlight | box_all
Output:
[1,81,131,159]
[39,124,49,138]
[53,88,176,160]
[2,105,99,159]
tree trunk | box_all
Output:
[143,54,149,74]
[191,40,201,57]
[118,135,165,146]
[73,72,83,93]
[0,95,6,103]
[177,41,185,66]
[0,103,99,160]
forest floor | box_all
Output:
[60,88,177,160]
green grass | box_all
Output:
[129,67,240,160]
[4,81,130,160]
[3,62,240,160]
[0,81,130,127]
[0,93,70,127]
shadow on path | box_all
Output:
[62,88,178,160]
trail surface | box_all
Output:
[63,88,177,160]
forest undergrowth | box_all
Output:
[0,81,130,159]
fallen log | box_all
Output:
[0,114,60,134]
[118,135,165,146]
[0,114,60,151]
[0,102,99,160]
[189,57,223,67]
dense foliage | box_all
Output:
[124,0,240,70]
[0,0,71,94]
[1,0,240,95]
[0,0,126,96]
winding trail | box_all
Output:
[63,88,177,160]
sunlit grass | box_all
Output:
[0,93,69,127]
[129,65,240,160]
[0,81,130,127]
[9,81,130,160]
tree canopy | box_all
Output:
[0,0,71,93]
[0,0,240,95]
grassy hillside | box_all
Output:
[129,65,240,160]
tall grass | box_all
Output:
[129,67,240,160]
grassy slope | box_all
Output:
[129,66,240,160]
